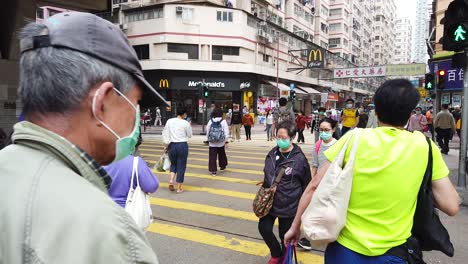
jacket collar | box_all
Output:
[12,121,109,192]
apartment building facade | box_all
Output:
[413,0,431,63]
[373,0,396,66]
[394,17,412,64]
[108,0,375,121]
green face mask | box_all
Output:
[92,88,140,163]
[276,138,291,150]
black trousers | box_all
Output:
[208,146,228,172]
[436,128,452,154]
[258,214,294,258]
[427,124,435,140]
[297,129,305,143]
[244,125,252,139]
[341,126,352,136]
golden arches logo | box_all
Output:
[308,49,323,62]
[159,79,169,88]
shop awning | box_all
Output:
[265,80,290,90]
[294,88,307,95]
[297,86,320,94]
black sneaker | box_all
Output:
[297,238,312,250]
[220,167,226,171]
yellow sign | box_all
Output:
[386,64,426,76]
[307,48,325,68]
[159,79,170,88]
[417,88,427,98]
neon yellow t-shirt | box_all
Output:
[324,127,449,256]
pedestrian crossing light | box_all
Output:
[454,24,467,42]
[202,86,209,98]
[425,73,434,90]
[437,70,446,90]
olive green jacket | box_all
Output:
[0,122,159,264]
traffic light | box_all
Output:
[437,70,446,90]
[290,90,296,100]
[425,73,434,90]
[442,0,468,51]
[202,85,209,98]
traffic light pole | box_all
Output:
[458,49,468,188]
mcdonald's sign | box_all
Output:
[159,79,170,88]
[306,48,325,68]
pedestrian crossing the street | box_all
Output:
[139,137,324,264]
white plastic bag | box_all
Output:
[163,154,171,171]
[301,129,362,246]
[125,157,153,230]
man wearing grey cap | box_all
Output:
[0,12,164,263]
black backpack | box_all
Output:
[231,111,242,124]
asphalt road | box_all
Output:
[140,132,468,264]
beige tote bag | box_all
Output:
[301,128,362,245]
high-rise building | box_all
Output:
[412,0,431,63]
[373,0,397,66]
[394,17,412,64]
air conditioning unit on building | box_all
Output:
[176,6,183,13]
[257,28,268,39]
[267,36,274,43]
[260,21,267,27]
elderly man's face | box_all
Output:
[92,83,142,165]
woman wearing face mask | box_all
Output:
[258,120,312,264]
[311,118,338,176]
[407,107,428,133]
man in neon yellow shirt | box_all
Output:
[285,79,460,264]
[340,99,359,136]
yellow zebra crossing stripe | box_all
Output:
[150,197,258,222]
[158,183,255,200]
[141,154,264,167]
[139,149,266,161]
[141,145,264,155]
[151,169,259,185]
[147,222,324,263]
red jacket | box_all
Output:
[242,114,254,126]
[295,115,308,130]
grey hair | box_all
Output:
[19,22,136,115]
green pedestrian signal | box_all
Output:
[427,82,433,89]
[454,25,467,42]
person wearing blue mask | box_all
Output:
[0,12,164,264]
[258,120,311,264]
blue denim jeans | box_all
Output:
[266,124,272,140]
[325,242,405,264]
[168,142,188,183]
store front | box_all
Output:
[144,70,257,124]
[430,59,464,109]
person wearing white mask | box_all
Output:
[340,99,359,136]
[366,104,378,128]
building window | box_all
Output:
[321,5,329,16]
[329,38,341,48]
[217,11,233,22]
[36,8,44,19]
[320,41,328,48]
[263,54,270,62]
[329,8,342,16]
[113,0,128,4]
[127,8,163,22]
[294,4,304,18]
[247,16,257,28]
[168,43,199,59]
[321,23,328,33]
[177,7,194,20]
[375,36,380,40]
[329,23,341,32]
[133,44,149,60]
[212,46,240,60]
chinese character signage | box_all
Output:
[307,48,326,68]
[333,66,386,79]
[429,60,464,91]
[385,64,426,76]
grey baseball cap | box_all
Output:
[20,11,168,106]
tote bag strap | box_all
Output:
[346,128,363,166]
[333,129,357,167]
[130,156,140,189]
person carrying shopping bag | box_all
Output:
[284,79,460,264]
[256,120,311,264]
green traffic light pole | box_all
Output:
[458,48,468,188]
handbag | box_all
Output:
[253,165,287,218]
[155,153,166,172]
[301,129,362,245]
[125,157,153,230]
[282,244,298,264]
[163,153,171,171]
[412,138,454,257]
